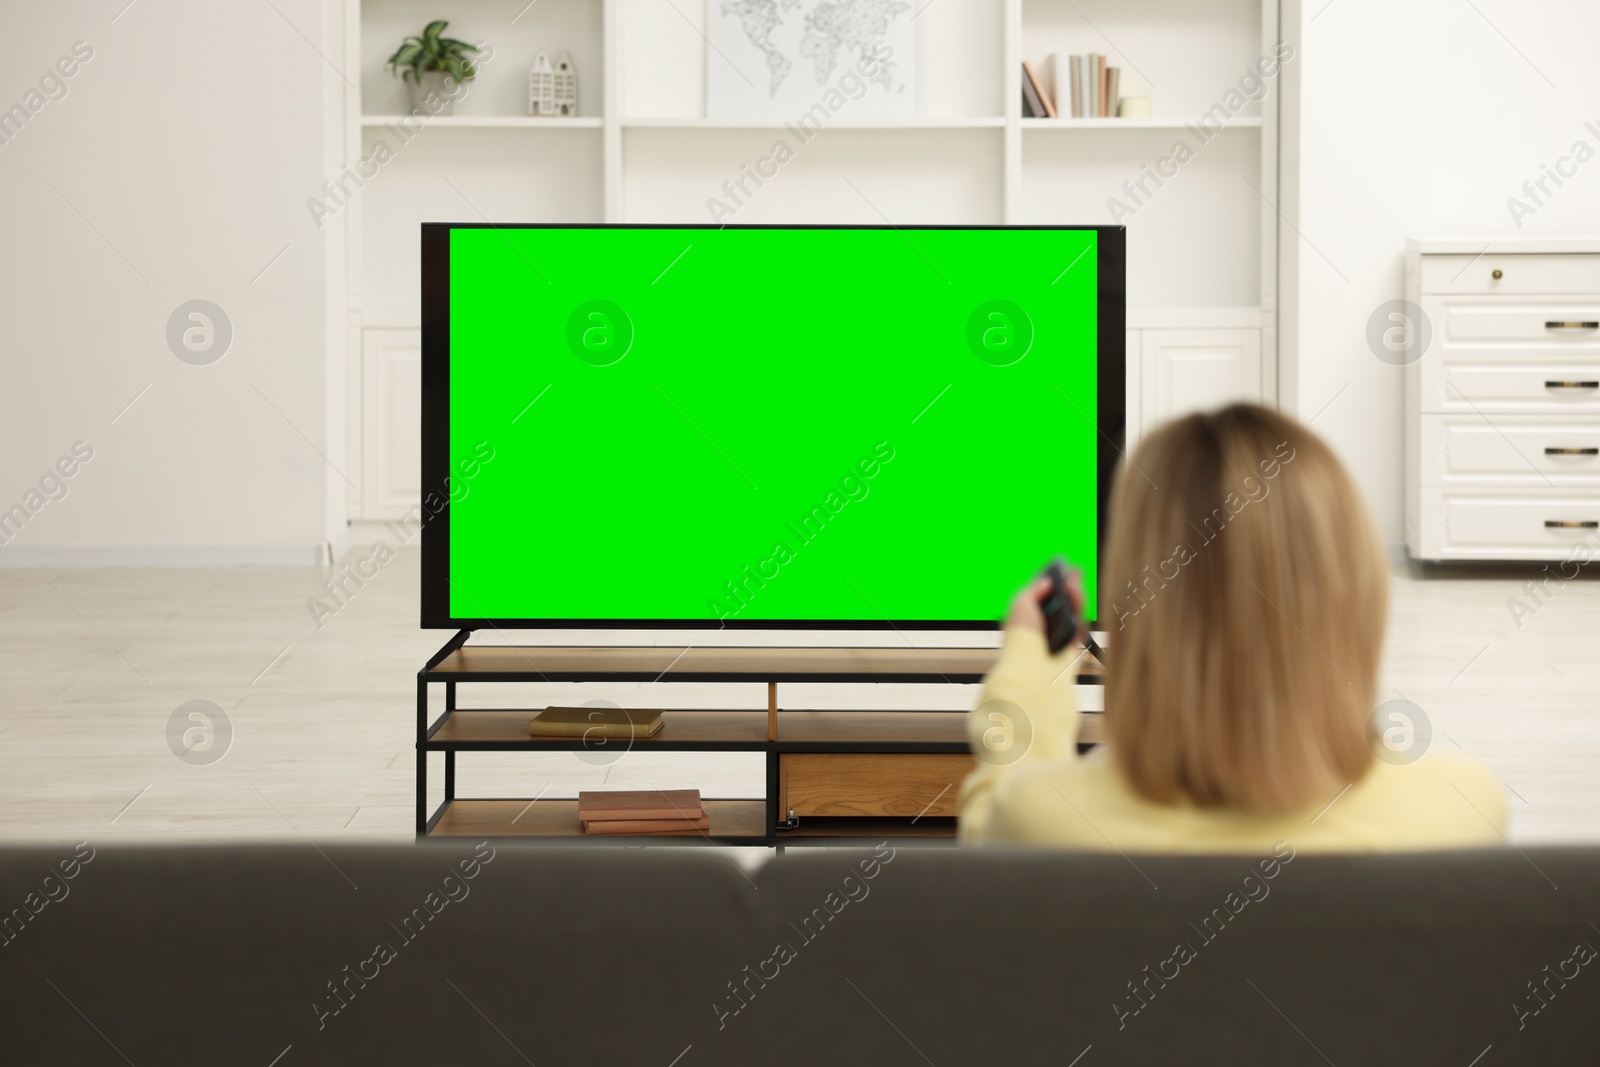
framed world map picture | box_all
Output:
[706,0,918,118]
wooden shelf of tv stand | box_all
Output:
[424,644,1103,685]
[427,800,962,844]
[430,799,769,841]
[776,816,960,841]
[425,708,1104,750]
[429,709,770,750]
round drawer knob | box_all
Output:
[1492,269,1503,279]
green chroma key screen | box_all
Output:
[427,224,1119,627]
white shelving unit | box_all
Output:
[340,0,1283,520]
[617,116,1010,129]
[1022,117,1264,129]
[361,114,605,128]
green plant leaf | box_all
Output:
[387,40,426,79]
[392,21,469,76]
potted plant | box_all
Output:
[387,20,480,115]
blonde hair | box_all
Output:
[1103,404,1387,812]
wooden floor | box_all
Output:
[0,547,1595,846]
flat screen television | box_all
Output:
[421,223,1124,630]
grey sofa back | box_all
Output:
[1,842,1595,1065]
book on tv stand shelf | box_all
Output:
[530,707,665,739]
[577,789,703,823]
[582,816,711,835]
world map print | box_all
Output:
[708,0,916,118]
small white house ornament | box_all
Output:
[528,52,555,116]
[553,51,577,117]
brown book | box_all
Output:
[582,816,710,835]
[529,707,664,739]
[1022,60,1056,118]
[577,788,702,822]
[1097,54,1108,116]
[1106,67,1121,118]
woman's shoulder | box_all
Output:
[1264,751,1508,852]
[974,748,1509,852]
[982,752,1187,848]
[1344,751,1506,832]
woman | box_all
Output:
[959,404,1504,851]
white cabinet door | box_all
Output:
[359,329,422,520]
[1141,329,1262,427]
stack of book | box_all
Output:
[1022,55,1123,119]
[529,706,665,739]
[578,788,708,835]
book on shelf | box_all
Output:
[582,816,711,835]
[1048,53,1129,118]
[577,788,703,823]
[1021,66,1046,118]
[529,706,665,739]
[1022,61,1056,118]
[1061,53,1082,118]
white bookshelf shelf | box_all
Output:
[359,116,1257,133]
[1022,117,1263,130]
[361,115,603,129]
[619,116,1006,130]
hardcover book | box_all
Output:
[530,707,665,739]
[577,788,703,823]
[1022,66,1046,117]
[582,816,711,835]
[1023,61,1056,118]
[1065,53,1083,117]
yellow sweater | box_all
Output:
[958,629,1507,853]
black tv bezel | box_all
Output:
[420,222,1126,631]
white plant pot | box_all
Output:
[408,70,457,115]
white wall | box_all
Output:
[0,0,344,564]
[1283,0,1600,544]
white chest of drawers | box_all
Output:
[1405,238,1600,560]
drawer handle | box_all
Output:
[1546,321,1600,330]
[1545,380,1600,389]
[1545,447,1600,455]
[1545,520,1599,529]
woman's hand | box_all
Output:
[1005,576,1052,633]
[1004,565,1086,648]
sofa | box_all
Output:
[2,841,1596,1064]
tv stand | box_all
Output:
[415,634,1104,844]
